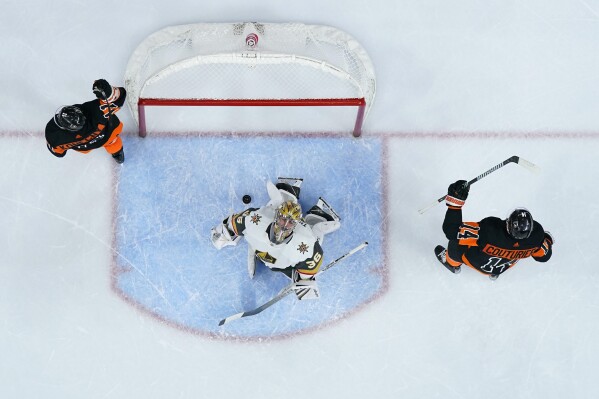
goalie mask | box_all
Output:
[54,105,86,131]
[506,208,534,240]
[271,201,302,244]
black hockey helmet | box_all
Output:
[506,208,534,240]
[54,105,86,131]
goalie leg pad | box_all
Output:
[307,197,340,222]
[276,177,303,200]
[305,197,341,242]
[308,220,341,243]
[266,180,284,204]
[276,177,303,188]
[304,213,327,226]
[247,245,257,279]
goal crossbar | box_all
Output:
[137,97,367,137]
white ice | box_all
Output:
[1,1,599,398]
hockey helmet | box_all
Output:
[506,208,534,240]
[272,200,302,243]
[54,105,86,131]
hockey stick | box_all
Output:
[418,155,539,214]
[218,241,369,326]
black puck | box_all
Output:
[242,195,252,204]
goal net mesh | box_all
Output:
[124,22,376,135]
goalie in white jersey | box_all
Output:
[210,178,341,300]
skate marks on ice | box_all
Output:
[112,134,386,340]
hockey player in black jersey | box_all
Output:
[45,79,127,163]
[436,180,553,280]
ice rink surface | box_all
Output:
[115,135,384,338]
[2,1,599,398]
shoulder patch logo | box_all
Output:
[297,242,309,254]
[250,214,262,225]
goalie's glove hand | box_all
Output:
[446,180,469,208]
[210,219,240,250]
[92,79,113,100]
[291,270,320,300]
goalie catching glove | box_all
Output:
[210,217,241,249]
[291,269,320,300]
[446,180,470,209]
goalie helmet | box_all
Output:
[54,105,86,131]
[271,201,302,244]
[506,208,534,240]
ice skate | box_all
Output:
[434,245,461,274]
[112,148,125,164]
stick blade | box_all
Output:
[514,156,541,174]
[418,202,436,215]
[219,312,243,326]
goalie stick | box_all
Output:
[218,241,368,326]
[417,155,539,214]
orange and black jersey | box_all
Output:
[442,207,552,275]
[45,87,126,156]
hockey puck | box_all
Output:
[242,195,252,204]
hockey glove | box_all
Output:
[210,220,240,250]
[446,180,469,208]
[92,79,113,100]
[532,230,554,262]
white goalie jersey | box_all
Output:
[210,180,340,280]
[229,205,324,276]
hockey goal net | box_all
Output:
[124,22,376,137]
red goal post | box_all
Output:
[124,22,376,137]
